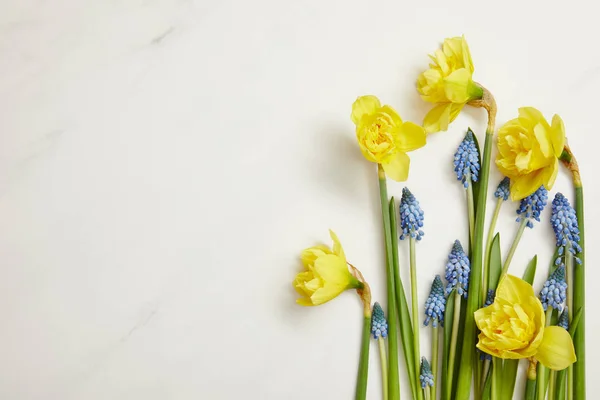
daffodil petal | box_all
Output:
[509,171,545,201]
[550,114,566,157]
[496,274,537,305]
[397,121,426,152]
[382,152,410,182]
[536,326,577,370]
[313,254,351,287]
[533,123,552,158]
[443,68,472,103]
[519,107,545,125]
[351,95,381,125]
[542,157,559,191]
[328,229,345,261]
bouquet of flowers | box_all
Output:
[292,36,585,400]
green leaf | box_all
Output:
[470,128,482,217]
[488,233,502,291]
[442,291,456,400]
[522,255,537,285]
[501,360,519,400]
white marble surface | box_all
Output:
[0,0,598,399]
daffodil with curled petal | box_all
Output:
[352,95,426,181]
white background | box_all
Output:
[0,0,598,399]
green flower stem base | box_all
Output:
[565,248,574,400]
[491,358,500,400]
[355,314,371,400]
[536,308,553,400]
[483,198,503,304]
[378,337,389,400]
[447,290,461,397]
[501,218,527,276]
[431,326,439,400]
[525,377,537,400]
[424,387,431,400]
[467,181,475,245]
[456,87,496,399]
[409,237,421,393]
[390,197,420,400]
[377,165,400,400]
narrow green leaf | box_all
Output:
[573,186,585,399]
[470,128,482,217]
[355,316,371,399]
[442,291,456,400]
[569,307,583,338]
[522,255,537,285]
[501,360,519,400]
[488,233,502,290]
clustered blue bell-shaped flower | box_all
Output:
[494,177,510,201]
[444,240,470,298]
[420,357,434,389]
[539,265,567,312]
[371,302,388,340]
[558,308,569,330]
[485,289,495,307]
[399,187,424,241]
[551,193,582,268]
[516,185,548,228]
[424,275,446,327]
[453,129,480,188]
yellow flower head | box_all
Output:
[293,230,362,306]
[417,36,483,133]
[351,95,426,181]
[496,107,566,200]
[475,275,576,370]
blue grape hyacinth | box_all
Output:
[371,302,388,339]
[484,289,495,307]
[444,240,470,298]
[516,185,548,228]
[399,187,424,241]
[551,193,582,268]
[420,357,434,389]
[494,177,510,201]
[558,308,569,330]
[539,265,567,312]
[424,275,446,327]
[453,129,480,188]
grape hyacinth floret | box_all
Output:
[453,129,480,188]
[551,193,582,268]
[399,187,424,241]
[494,177,510,201]
[516,185,548,228]
[420,357,434,389]
[484,289,495,307]
[424,275,446,327]
[371,302,388,339]
[558,307,569,330]
[444,240,470,298]
[539,265,567,312]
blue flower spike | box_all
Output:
[424,275,446,327]
[558,307,569,330]
[485,289,495,307]
[494,177,510,201]
[551,193,582,268]
[444,240,471,298]
[539,265,567,312]
[420,357,434,389]
[399,187,425,241]
[453,129,480,188]
[371,302,388,340]
[516,185,548,228]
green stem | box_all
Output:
[378,337,389,400]
[548,370,556,400]
[456,102,495,398]
[424,386,431,400]
[537,308,553,400]
[390,198,419,400]
[525,378,537,400]
[431,326,439,400]
[573,185,585,400]
[377,165,400,400]
[481,359,491,391]
[501,218,527,276]
[355,315,371,400]
[467,180,475,245]
[483,198,502,304]
[491,358,500,400]
[565,247,574,400]
[447,291,461,396]
[410,237,421,392]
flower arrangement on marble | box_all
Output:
[292,35,585,400]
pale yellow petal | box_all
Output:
[397,122,426,152]
[351,95,381,125]
[518,107,545,124]
[328,229,345,261]
[550,114,566,157]
[536,326,577,370]
[542,157,559,191]
[380,105,403,127]
[443,68,472,103]
[382,152,410,182]
[510,171,545,201]
[313,254,351,287]
[533,122,552,158]
[495,275,537,305]
[296,297,315,306]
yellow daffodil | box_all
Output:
[351,95,426,181]
[417,36,483,133]
[294,230,362,306]
[496,107,566,200]
[475,275,576,370]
